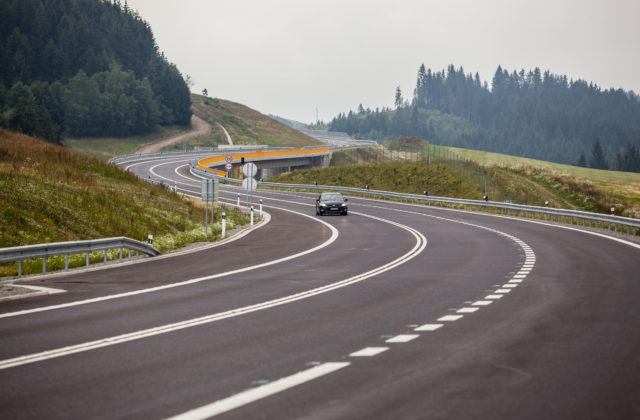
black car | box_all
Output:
[316,192,348,216]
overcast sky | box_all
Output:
[126,0,640,124]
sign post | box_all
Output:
[242,162,258,211]
[201,178,219,239]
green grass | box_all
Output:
[64,125,188,160]
[0,129,251,276]
[270,161,484,200]
[444,145,640,184]
[191,94,322,148]
[322,142,640,218]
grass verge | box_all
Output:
[0,129,251,277]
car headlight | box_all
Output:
[341,203,347,207]
[319,203,327,207]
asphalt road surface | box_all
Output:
[0,155,638,419]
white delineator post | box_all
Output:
[260,199,263,216]
[222,212,226,238]
[237,194,240,207]
[250,206,254,225]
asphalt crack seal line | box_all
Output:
[0,213,426,370]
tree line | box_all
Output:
[330,64,640,172]
[0,0,191,143]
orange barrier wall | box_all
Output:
[197,148,330,177]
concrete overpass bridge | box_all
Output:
[197,147,331,180]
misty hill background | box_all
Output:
[0,0,191,143]
[330,64,640,172]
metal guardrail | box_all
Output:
[191,169,639,236]
[1,237,162,278]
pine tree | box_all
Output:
[576,151,587,167]
[588,141,608,170]
[394,86,403,109]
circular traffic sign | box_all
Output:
[242,177,257,191]
[225,162,233,170]
[225,155,233,163]
[242,162,257,177]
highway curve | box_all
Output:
[0,154,638,420]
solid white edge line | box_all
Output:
[0,205,337,319]
[167,362,351,420]
[0,211,426,369]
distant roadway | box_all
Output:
[0,154,638,419]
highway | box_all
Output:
[0,154,638,419]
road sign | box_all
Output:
[201,178,219,201]
[225,155,233,163]
[225,162,233,171]
[242,162,257,177]
[242,177,257,191]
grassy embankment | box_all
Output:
[65,124,188,160]
[65,95,322,160]
[0,129,250,277]
[444,145,640,218]
[274,136,640,219]
[190,94,321,148]
[270,160,483,200]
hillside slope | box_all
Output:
[0,129,249,275]
[191,94,321,148]
[327,142,640,218]
[0,0,191,142]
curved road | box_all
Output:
[0,155,638,419]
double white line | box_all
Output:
[0,212,426,370]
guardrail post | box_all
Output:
[43,256,46,274]
[222,212,226,238]
[104,250,108,263]
[65,254,69,270]
[86,252,90,267]
[119,248,123,260]
[18,260,22,278]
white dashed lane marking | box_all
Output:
[385,334,420,343]
[167,362,351,420]
[437,315,464,322]
[349,347,389,357]
[456,307,479,313]
[414,324,444,331]
[472,300,493,306]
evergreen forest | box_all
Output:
[330,64,640,172]
[0,0,192,144]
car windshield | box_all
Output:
[321,193,343,201]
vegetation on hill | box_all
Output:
[329,64,640,171]
[322,141,640,218]
[0,0,191,143]
[270,161,484,200]
[0,129,250,276]
[191,94,322,148]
